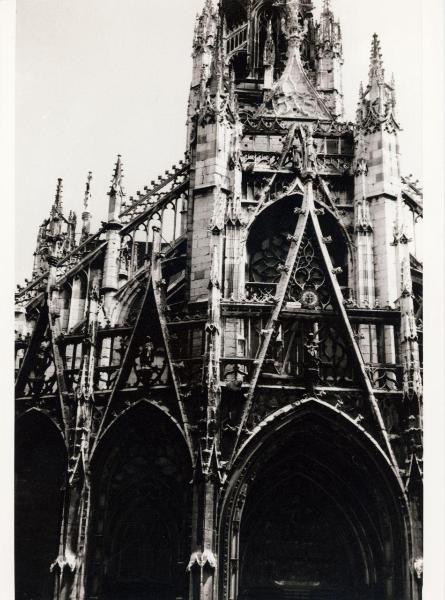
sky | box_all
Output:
[15,0,422,283]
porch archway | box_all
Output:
[220,402,410,600]
[86,401,193,600]
[15,410,67,600]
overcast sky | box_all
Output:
[15,0,422,283]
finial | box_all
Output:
[210,20,227,95]
[222,14,228,37]
[356,82,365,124]
[371,33,381,59]
[109,155,124,197]
[54,178,63,212]
[83,171,92,211]
[369,33,385,85]
[322,0,331,14]
[283,0,303,47]
[390,72,397,106]
[107,155,125,223]
[203,0,216,17]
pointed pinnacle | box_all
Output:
[322,0,331,14]
[83,171,92,211]
[371,33,382,60]
[109,155,124,196]
[369,33,385,84]
[203,0,215,17]
[370,33,384,72]
[54,178,63,211]
[209,245,220,288]
[390,72,397,106]
[222,15,228,38]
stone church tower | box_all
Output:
[15,1,423,599]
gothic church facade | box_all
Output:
[15,1,423,599]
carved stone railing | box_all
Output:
[226,23,248,59]
[222,357,403,392]
[172,357,204,389]
[244,283,353,305]
[119,159,190,225]
[15,231,104,308]
[245,282,278,303]
[365,363,403,392]
[221,358,255,388]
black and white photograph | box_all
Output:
[5,0,445,599]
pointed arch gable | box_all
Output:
[16,407,67,450]
[245,192,354,287]
[231,397,404,494]
[91,398,193,466]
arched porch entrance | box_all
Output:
[15,410,67,600]
[220,402,410,600]
[86,401,193,600]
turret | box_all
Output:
[102,156,124,304]
[356,34,401,198]
[354,35,402,313]
[187,0,219,145]
[315,0,344,118]
[188,14,239,303]
[31,178,78,279]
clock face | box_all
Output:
[300,289,319,309]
